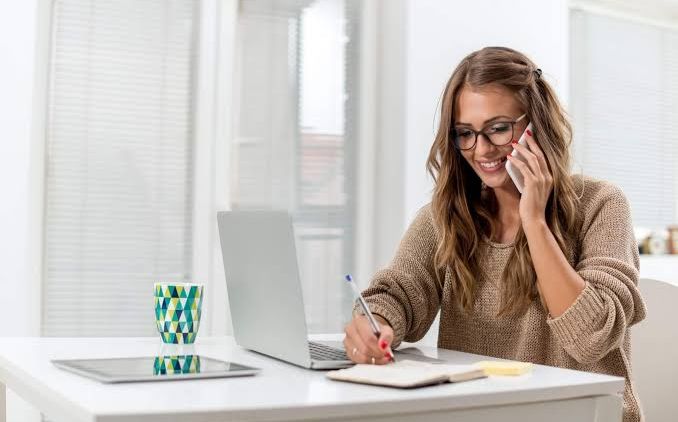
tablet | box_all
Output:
[52,355,260,383]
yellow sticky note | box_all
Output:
[475,360,533,376]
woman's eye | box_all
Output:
[487,123,510,133]
[456,129,473,138]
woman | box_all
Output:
[343,46,646,422]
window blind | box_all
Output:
[43,0,197,336]
[570,10,678,229]
[232,0,360,332]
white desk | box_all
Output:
[0,336,624,422]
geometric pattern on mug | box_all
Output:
[154,284,204,344]
[155,284,203,300]
[153,354,201,375]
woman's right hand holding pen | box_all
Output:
[343,314,395,364]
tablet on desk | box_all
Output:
[52,355,260,383]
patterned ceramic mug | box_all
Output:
[154,282,204,344]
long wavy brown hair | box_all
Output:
[426,46,580,317]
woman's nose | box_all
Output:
[474,133,496,155]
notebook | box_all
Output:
[326,360,487,388]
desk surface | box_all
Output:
[0,336,624,422]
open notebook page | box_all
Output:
[326,360,486,388]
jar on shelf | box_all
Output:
[643,231,668,255]
[668,226,678,255]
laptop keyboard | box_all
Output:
[308,341,349,361]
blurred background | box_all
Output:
[1,0,677,419]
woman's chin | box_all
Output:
[477,173,501,187]
[479,172,515,191]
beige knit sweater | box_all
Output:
[362,175,646,422]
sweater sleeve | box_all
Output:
[356,205,443,347]
[546,182,646,364]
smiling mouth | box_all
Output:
[477,157,507,170]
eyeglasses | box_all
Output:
[451,113,527,150]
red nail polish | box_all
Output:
[526,129,533,137]
[511,139,517,144]
[506,154,511,158]
[379,340,387,350]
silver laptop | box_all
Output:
[217,210,353,370]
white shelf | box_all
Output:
[639,255,678,285]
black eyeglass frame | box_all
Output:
[450,113,527,151]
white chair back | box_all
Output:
[632,277,678,422]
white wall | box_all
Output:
[400,0,570,224]
[372,0,407,268]
[0,0,38,337]
[1,1,49,419]
[0,1,46,420]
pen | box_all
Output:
[345,274,396,362]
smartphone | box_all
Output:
[505,122,533,193]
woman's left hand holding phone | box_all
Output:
[507,129,553,227]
